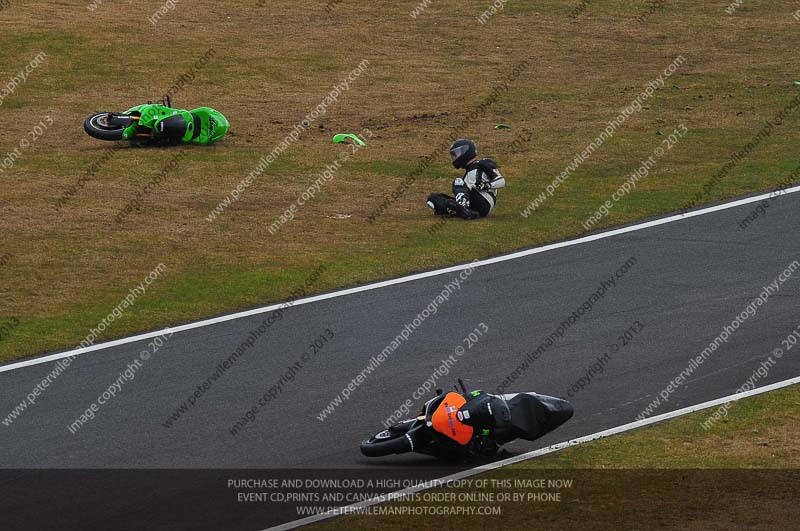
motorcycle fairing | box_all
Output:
[430,392,473,445]
[190,106,230,143]
[121,104,230,145]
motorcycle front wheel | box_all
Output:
[360,424,415,457]
[83,112,129,141]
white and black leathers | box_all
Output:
[453,158,506,217]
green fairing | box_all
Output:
[121,104,229,145]
[191,106,231,144]
[332,133,366,146]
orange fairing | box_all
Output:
[431,392,473,445]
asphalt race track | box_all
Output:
[2,191,799,530]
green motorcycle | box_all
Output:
[84,97,229,146]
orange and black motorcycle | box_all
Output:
[360,380,573,460]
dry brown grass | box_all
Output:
[1,0,799,360]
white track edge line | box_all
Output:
[265,375,800,531]
[3,185,799,374]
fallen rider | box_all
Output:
[427,139,506,220]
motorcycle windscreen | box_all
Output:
[431,392,473,445]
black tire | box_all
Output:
[360,427,414,457]
[84,112,127,141]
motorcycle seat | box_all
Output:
[507,394,550,441]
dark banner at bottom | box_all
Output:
[1,469,798,531]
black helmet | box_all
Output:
[449,139,477,169]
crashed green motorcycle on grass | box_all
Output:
[83,97,229,146]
